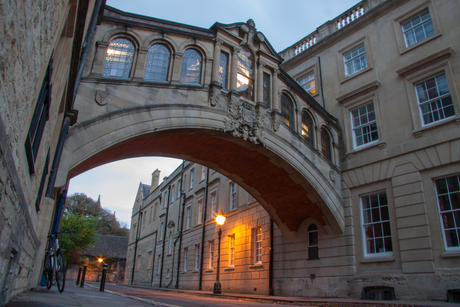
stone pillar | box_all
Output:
[257,60,264,104]
[272,69,279,111]
[211,40,222,84]
[90,41,109,76]
[230,47,239,92]
[133,46,149,81]
[171,52,183,84]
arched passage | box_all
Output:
[56,104,343,239]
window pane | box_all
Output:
[144,44,170,81]
[218,51,229,89]
[180,49,202,84]
[103,38,134,78]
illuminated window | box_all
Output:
[254,227,263,264]
[307,224,319,260]
[229,235,235,267]
[180,49,202,84]
[209,241,214,269]
[230,182,237,210]
[402,10,434,47]
[281,93,294,129]
[218,51,229,89]
[351,102,379,147]
[263,73,270,108]
[237,46,254,100]
[344,45,367,76]
[362,192,393,256]
[144,43,170,81]
[301,111,314,146]
[435,175,460,250]
[297,71,315,95]
[197,198,203,224]
[415,74,454,126]
[321,128,332,162]
[102,38,134,78]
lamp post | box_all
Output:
[213,210,226,294]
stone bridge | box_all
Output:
[56,7,343,238]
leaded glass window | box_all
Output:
[362,192,393,255]
[180,49,202,84]
[415,73,454,126]
[281,93,294,129]
[302,111,314,146]
[351,102,379,147]
[344,45,367,76]
[144,43,170,81]
[218,51,229,89]
[435,175,460,250]
[263,73,270,108]
[237,46,254,100]
[402,10,434,47]
[102,38,134,78]
[321,128,332,162]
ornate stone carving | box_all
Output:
[209,84,226,109]
[95,90,110,106]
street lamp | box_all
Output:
[213,210,226,294]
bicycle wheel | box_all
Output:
[44,254,53,289]
[55,249,66,292]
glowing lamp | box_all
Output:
[98,258,103,263]
[215,211,226,226]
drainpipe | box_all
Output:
[269,217,274,296]
[318,56,326,109]
[175,163,187,288]
[149,230,158,286]
[198,167,210,290]
[159,185,171,288]
[131,207,142,285]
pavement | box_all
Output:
[5,281,459,307]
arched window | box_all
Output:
[307,224,319,260]
[302,111,314,146]
[102,38,135,78]
[281,93,294,129]
[144,43,170,81]
[180,49,202,84]
[321,127,332,162]
[237,46,254,100]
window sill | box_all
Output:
[346,140,386,159]
[183,228,191,233]
[340,67,373,84]
[361,256,395,263]
[192,270,200,274]
[413,116,460,138]
[181,271,187,274]
[205,269,214,273]
[224,266,235,271]
[249,263,263,269]
[441,251,460,258]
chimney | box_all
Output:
[151,169,161,192]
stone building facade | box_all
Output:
[125,0,460,302]
[0,0,103,305]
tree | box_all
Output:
[65,193,101,217]
[59,213,97,264]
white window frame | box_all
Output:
[208,240,214,269]
[435,174,460,251]
[351,102,379,148]
[254,227,262,264]
[344,44,367,77]
[297,71,315,95]
[163,191,168,208]
[195,244,200,271]
[186,204,191,229]
[230,182,237,211]
[402,9,434,48]
[190,169,194,189]
[171,185,175,202]
[361,191,393,257]
[197,198,203,224]
[228,234,235,267]
[177,180,181,198]
[184,248,188,272]
[307,224,319,260]
[211,191,217,218]
[201,165,206,181]
[415,73,454,127]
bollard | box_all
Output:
[80,265,87,288]
[76,266,82,285]
[100,264,107,292]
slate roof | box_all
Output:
[86,234,128,259]
[141,184,151,198]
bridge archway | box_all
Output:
[57,102,343,239]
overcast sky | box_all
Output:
[67,0,360,227]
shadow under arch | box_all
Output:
[57,105,344,239]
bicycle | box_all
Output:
[43,230,73,292]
